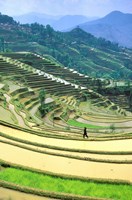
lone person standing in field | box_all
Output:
[83,127,88,138]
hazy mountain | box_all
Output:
[79,11,132,48]
[13,12,98,31]
[52,15,98,31]
[13,12,59,25]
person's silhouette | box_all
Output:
[83,127,88,138]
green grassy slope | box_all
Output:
[0,14,132,80]
[1,167,132,200]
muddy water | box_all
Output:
[29,104,42,124]
[0,83,5,89]
[0,106,14,124]
[4,94,27,128]
[19,111,36,128]
[0,187,56,200]
[7,82,21,92]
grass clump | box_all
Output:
[110,123,116,133]
[0,167,132,199]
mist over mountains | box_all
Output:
[13,12,98,31]
[52,15,98,31]
[13,11,132,48]
[13,12,60,26]
[0,11,132,80]
[79,11,132,48]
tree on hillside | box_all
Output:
[46,24,54,38]
[0,38,5,52]
[0,13,17,25]
[39,88,46,105]
[39,89,47,117]
[129,89,132,111]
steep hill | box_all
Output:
[79,11,132,48]
[0,13,132,80]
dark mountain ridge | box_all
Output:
[79,11,132,48]
[85,11,132,25]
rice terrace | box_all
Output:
[0,50,132,200]
[0,6,132,200]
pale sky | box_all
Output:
[0,0,132,17]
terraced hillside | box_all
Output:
[0,52,132,199]
[0,13,132,81]
[3,52,103,88]
[3,52,132,112]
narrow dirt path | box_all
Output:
[4,94,27,128]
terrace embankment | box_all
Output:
[0,124,132,183]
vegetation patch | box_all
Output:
[68,119,107,129]
[0,167,132,200]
